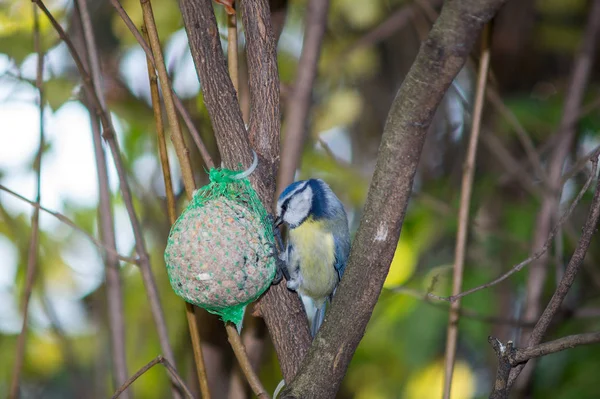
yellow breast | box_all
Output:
[289,218,337,304]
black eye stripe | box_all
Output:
[280,197,291,214]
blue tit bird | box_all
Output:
[274,179,350,337]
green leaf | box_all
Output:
[44,78,77,111]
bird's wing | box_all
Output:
[283,241,297,280]
[333,235,350,279]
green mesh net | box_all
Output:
[164,167,276,327]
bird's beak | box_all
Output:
[274,216,283,228]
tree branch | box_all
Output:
[108,0,214,169]
[489,331,600,399]
[509,158,600,386]
[141,0,197,195]
[111,356,194,399]
[425,159,597,303]
[75,0,129,393]
[179,0,311,381]
[9,7,45,396]
[0,184,137,264]
[143,24,211,399]
[179,0,251,169]
[516,0,600,388]
[443,23,492,399]
[488,337,514,399]
[276,0,330,196]
[280,0,507,397]
[512,332,600,364]
[339,0,443,67]
[32,2,181,390]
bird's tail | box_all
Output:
[311,303,326,337]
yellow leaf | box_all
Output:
[0,0,59,36]
[26,335,64,376]
[404,360,476,399]
[383,239,416,288]
[335,0,383,29]
[314,89,363,133]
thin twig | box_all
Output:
[9,7,45,397]
[228,316,267,399]
[0,184,137,264]
[489,331,600,399]
[144,25,211,399]
[417,2,551,189]
[225,5,266,396]
[140,7,212,394]
[140,0,196,195]
[225,323,269,399]
[394,286,536,327]
[32,0,181,387]
[108,0,214,169]
[513,332,600,364]
[509,158,600,386]
[561,144,600,185]
[442,23,491,399]
[74,0,129,392]
[426,159,597,303]
[145,42,177,223]
[224,6,270,397]
[486,88,551,187]
[337,0,443,67]
[276,0,330,197]
[517,0,600,389]
[481,132,544,198]
[111,356,195,399]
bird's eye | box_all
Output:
[281,200,289,214]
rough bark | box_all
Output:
[281,0,507,397]
[179,0,311,381]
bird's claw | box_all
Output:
[272,254,289,286]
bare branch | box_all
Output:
[488,337,514,399]
[0,184,137,265]
[443,23,492,398]
[416,1,552,192]
[74,0,129,392]
[180,0,311,380]
[9,7,45,397]
[489,332,600,398]
[426,159,596,303]
[108,0,214,169]
[179,0,251,169]
[512,332,600,364]
[111,356,194,399]
[281,0,507,397]
[510,158,600,386]
[32,0,180,384]
[225,323,269,398]
[340,0,443,66]
[228,316,268,399]
[277,0,330,196]
[140,0,196,195]
[561,144,600,185]
[517,0,600,388]
[143,25,211,399]
[269,0,288,42]
[239,0,281,174]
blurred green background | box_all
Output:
[1,0,599,398]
